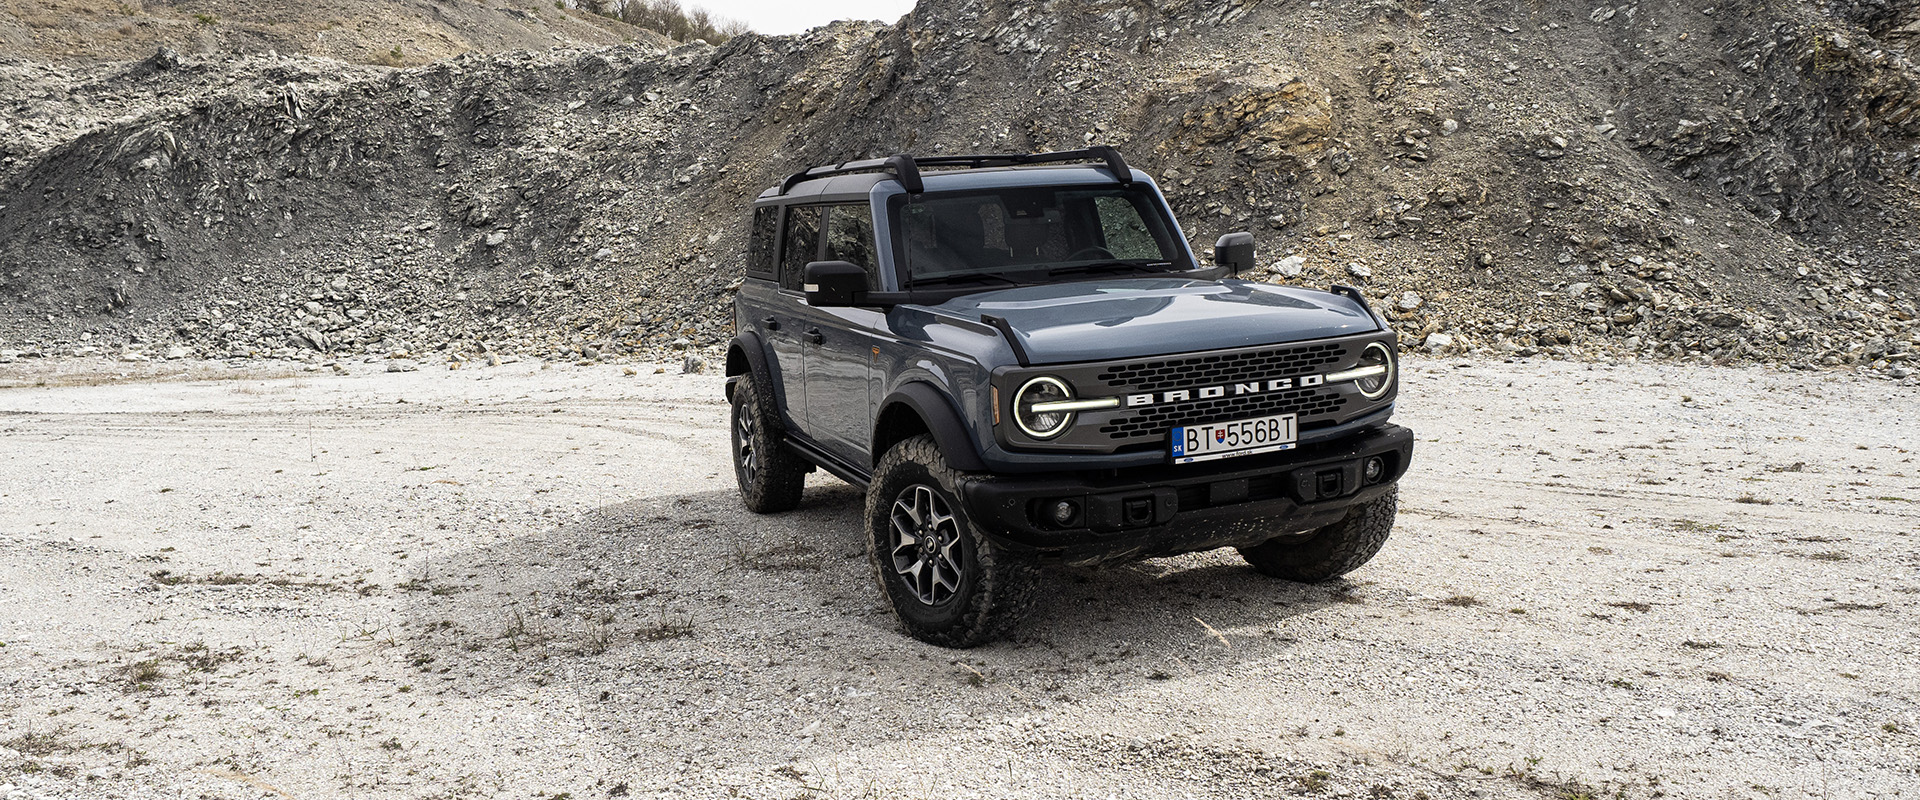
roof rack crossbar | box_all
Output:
[776,146,1132,196]
[907,146,1131,185]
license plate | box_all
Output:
[1170,413,1297,464]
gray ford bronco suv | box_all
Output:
[724,147,1413,647]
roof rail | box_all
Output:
[775,146,1132,196]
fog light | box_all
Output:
[1050,500,1080,526]
[1363,457,1385,483]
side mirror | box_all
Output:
[802,260,867,307]
[1214,232,1256,278]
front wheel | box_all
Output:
[866,435,1036,647]
[1238,488,1398,582]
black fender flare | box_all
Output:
[724,332,772,401]
[878,382,990,472]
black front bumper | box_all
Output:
[956,424,1414,565]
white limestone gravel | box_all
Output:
[0,356,1915,799]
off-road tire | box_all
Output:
[1238,487,1398,582]
[866,435,1037,648]
[730,372,807,514]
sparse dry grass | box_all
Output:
[149,569,340,590]
[733,538,824,572]
[634,610,694,642]
[372,44,405,67]
[112,641,246,691]
[4,729,72,757]
[118,658,163,690]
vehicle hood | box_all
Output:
[929,278,1381,364]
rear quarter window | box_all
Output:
[746,206,778,280]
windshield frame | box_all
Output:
[882,178,1201,291]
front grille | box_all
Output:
[1094,342,1350,394]
[997,335,1386,455]
[1098,388,1350,440]
[1088,341,1358,444]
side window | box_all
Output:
[1093,195,1161,260]
[823,204,877,286]
[779,205,821,291]
[746,206,777,279]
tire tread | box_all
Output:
[733,372,807,514]
[1238,488,1397,583]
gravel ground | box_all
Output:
[0,356,1915,799]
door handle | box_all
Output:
[804,328,824,345]
[761,316,779,331]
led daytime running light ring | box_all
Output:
[1014,376,1075,439]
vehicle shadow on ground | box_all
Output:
[395,482,1351,770]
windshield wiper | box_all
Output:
[905,272,1022,289]
[1044,260,1172,279]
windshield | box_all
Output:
[891,184,1192,287]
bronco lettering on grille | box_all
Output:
[1123,373,1328,408]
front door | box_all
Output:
[800,203,880,464]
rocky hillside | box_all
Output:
[0,0,659,66]
[1,0,1916,375]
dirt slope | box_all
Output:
[0,0,661,66]
[0,0,1916,373]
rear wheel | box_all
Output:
[866,435,1036,647]
[1238,488,1398,582]
[730,372,806,513]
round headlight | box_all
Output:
[1013,376,1074,439]
[1354,341,1395,400]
